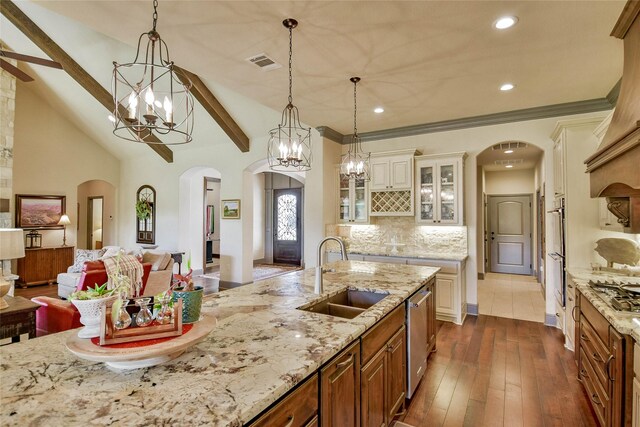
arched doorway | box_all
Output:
[76,180,117,249]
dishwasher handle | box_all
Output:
[410,291,432,308]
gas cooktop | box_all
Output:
[589,279,640,312]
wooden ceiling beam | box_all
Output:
[0,0,173,163]
[175,66,250,153]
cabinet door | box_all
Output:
[435,274,456,316]
[370,160,389,190]
[353,177,368,223]
[610,327,625,427]
[250,374,319,427]
[417,162,435,223]
[386,326,406,422]
[553,136,565,196]
[633,378,640,427]
[339,172,351,223]
[321,341,361,427]
[437,162,458,224]
[565,280,576,351]
[361,347,386,427]
[389,157,411,189]
[426,280,436,354]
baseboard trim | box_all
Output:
[477,273,485,280]
[467,303,479,316]
[219,280,247,289]
[544,313,557,327]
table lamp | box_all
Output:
[58,214,71,246]
[0,228,26,309]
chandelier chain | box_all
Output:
[288,26,293,105]
[353,79,358,136]
[152,0,159,32]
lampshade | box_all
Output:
[58,214,71,226]
[0,228,25,260]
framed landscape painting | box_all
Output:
[222,199,240,219]
[16,195,66,229]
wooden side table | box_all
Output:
[0,296,40,343]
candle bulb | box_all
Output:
[297,143,302,160]
[163,96,173,123]
[128,91,138,119]
[144,87,155,115]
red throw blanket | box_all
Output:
[102,254,144,297]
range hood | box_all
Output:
[585,0,640,233]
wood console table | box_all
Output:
[16,246,74,287]
[0,296,40,343]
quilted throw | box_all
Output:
[102,255,144,297]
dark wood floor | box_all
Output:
[402,315,599,427]
[14,283,59,299]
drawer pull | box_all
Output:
[591,393,601,406]
[580,368,589,379]
[605,355,614,381]
[571,306,579,322]
[284,415,295,427]
[580,333,590,342]
[592,352,603,363]
[336,354,353,369]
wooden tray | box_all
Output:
[99,299,183,345]
[66,313,217,370]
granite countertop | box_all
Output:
[568,267,640,337]
[0,260,438,427]
[327,248,468,262]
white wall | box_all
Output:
[206,179,221,255]
[485,169,535,195]
[13,84,120,248]
[253,173,265,260]
[77,180,116,249]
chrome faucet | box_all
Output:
[315,236,348,294]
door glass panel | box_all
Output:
[354,177,366,221]
[277,194,297,241]
[420,166,434,220]
[440,164,455,221]
[340,189,350,221]
[497,201,524,235]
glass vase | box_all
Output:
[113,299,132,330]
[156,295,173,325]
[134,297,154,327]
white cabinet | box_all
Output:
[337,168,368,224]
[565,275,577,351]
[370,155,413,191]
[415,152,466,225]
[552,130,566,197]
[369,149,419,217]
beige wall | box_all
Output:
[13,84,120,248]
[253,173,265,260]
[76,180,117,249]
[485,169,535,195]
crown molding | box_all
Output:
[607,78,622,106]
[315,126,344,143]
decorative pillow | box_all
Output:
[100,246,123,260]
[142,251,168,272]
[70,249,105,273]
[158,253,172,271]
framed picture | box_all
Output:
[221,199,241,219]
[16,194,66,229]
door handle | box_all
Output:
[410,291,431,308]
[336,354,353,370]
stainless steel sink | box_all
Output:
[299,290,388,319]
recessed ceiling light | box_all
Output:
[374,107,384,114]
[500,83,515,91]
[495,16,518,30]
[504,149,514,154]
[505,164,514,168]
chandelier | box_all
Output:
[111,0,194,145]
[268,18,312,171]
[340,77,370,181]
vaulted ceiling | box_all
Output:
[3,1,625,149]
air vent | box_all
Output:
[245,53,281,71]
[494,159,524,166]
[492,141,527,151]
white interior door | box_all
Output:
[489,195,532,275]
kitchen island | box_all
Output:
[0,260,438,426]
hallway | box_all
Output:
[478,273,546,323]
[402,315,597,427]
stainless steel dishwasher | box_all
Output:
[406,285,430,399]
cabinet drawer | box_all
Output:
[250,374,319,427]
[580,315,611,387]
[580,295,610,345]
[361,305,405,365]
[580,346,610,427]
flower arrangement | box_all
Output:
[135,199,152,220]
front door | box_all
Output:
[489,195,532,275]
[273,188,302,265]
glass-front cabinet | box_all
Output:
[338,169,368,223]
[415,152,466,225]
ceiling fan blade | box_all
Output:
[0,58,34,82]
[0,50,62,69]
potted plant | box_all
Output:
[135,199,152,220]
[69,283,121,339]
[170,254,203,323]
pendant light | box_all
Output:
[268,18,312,171]
[112,0,194,145]
[340,77,370,181]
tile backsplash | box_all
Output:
[326,217,467,256]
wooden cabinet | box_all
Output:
[368,149,419,217]
[360,306,406,427]
[426,278,437,354]
[16,246,74,287]
[338,168,369,224]
[321,340,361,427]
[415,152,466,225]
[599,199,625,232]
[577,290,633,426]
[250,374,319,427]
[633,342,640,427]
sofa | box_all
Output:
[33,260,153,336]
[57,248,174,299]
